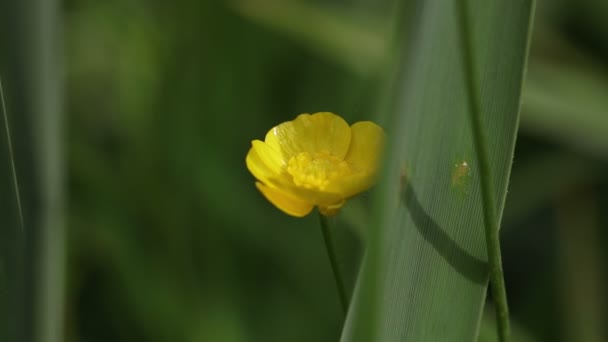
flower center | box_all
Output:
[286,151,350,190]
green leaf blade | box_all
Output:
[343,1,534,341]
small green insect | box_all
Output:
[451,160,471,193]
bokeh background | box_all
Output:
[1,0,608,341]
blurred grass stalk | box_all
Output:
[0,0,65,341]
[35,0,66,338]
[556,190,605,342]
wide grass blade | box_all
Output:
[0,0,64,341]
[342,1,534,341]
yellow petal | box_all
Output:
[246,140,296,190]
[292,187,344,208]
[345,121,385,172]
[246,141,277,185]
[265,112,352,160]
[325,172,370,199]
[256,182,314,217]
[252,140,285,174]
[246,142,345,206]
[325,121,385,198]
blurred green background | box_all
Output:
[1,0,608,341]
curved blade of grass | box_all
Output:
[0,80,24,232]
[0,79,27,342]
[342,1,534,341]
[0,0,64,341]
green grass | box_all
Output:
[0,77,26,342]
[17,0,608,341]
[343,1,534,341]
[0,1,64,341]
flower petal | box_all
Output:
[246,141,276,185]
[252,140,284,173]
[265,112,352,160]
[294,188,344,207]
[324,121,385,198]
[345,121,385,172]
[325,172,371,199]
[256,182,314,217]
[247,140,344,206]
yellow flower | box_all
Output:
[246,112,385,217]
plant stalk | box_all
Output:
[456,1,511,341]
[1,77,24,231]
[318,213,348,316]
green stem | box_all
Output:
[318,213,348,316]
[456,2,511,342]
[1,77,24,232]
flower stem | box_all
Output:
[456,1,511,341]
[1,77,24,232]
[318,213,348,316]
